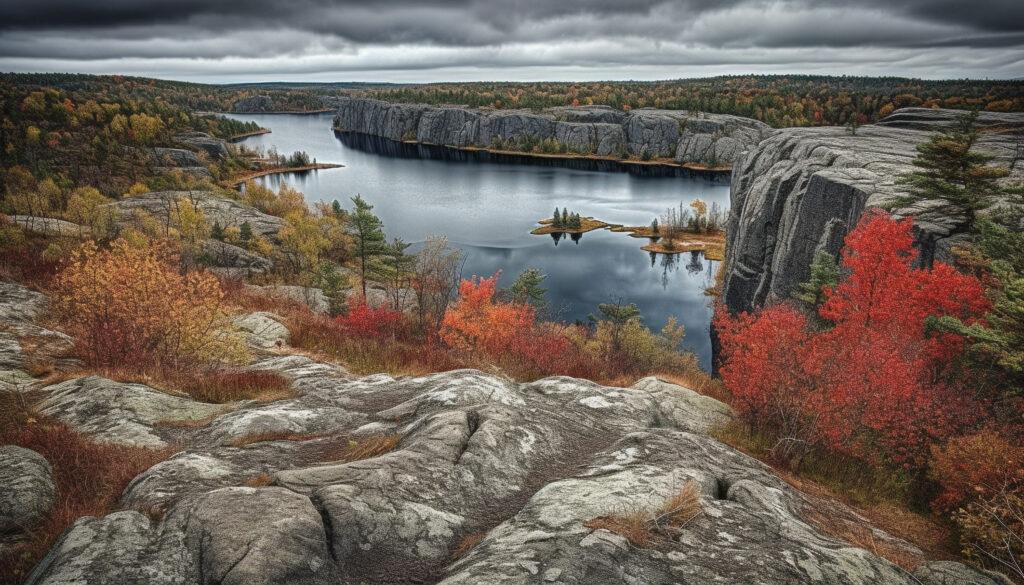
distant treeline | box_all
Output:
[356,75,1024,127]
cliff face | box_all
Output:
[722,108,1024,313]
[332,97,771,167]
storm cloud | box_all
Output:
[0,0,1021,81]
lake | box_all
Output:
[227,113,730,370]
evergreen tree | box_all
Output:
[651,218,659,235]
[347,195,389,298]
[796,251,840,307]
[553,207,562,228]
[509,268,548,308]
[897,111,1010,232]
[590,301,642,355]
[561,207,569,226]
[315,261,351,316]
[239,221,253,243]
[211,220,224,241]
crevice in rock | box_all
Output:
[715,477,731,500]
[308,493,339,564]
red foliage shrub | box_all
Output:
[716,212,992,470]
[929,431,1024,514]
[335,300,406,339]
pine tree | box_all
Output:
[347,195,389,298]
[651,218,659,235]
[211,220,225,241]
[561,207,569,226]
[239,221,253,243]
[897,111,1010,233]
[795,251,840,307]
[553,207,562,228]
[509,268,548,308]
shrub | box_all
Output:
[51,239,247,370]
[335,300,407,339]
[440,274,536,354]
[954,486,1024,580]
[716,212,991,471]
[930,431,1024,514]
[167,369,294,404]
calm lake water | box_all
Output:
[227,113,730,370]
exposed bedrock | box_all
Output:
[332,97,771,167]
[1,282,1004,585]
[722,107,1024,313]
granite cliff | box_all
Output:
[722,107,1024,313]
[332,97,771,168]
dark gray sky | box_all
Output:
[1,0,1022,82]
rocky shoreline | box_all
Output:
[331,97,771,170]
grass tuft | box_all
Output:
[585,481,703,548]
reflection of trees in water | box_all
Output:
[686,251,704,275]
[649,251,657,268]
[660,253,678,289]
[549,231,583,246]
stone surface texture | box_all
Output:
[722,108,1024,313]
[332,97,771,167]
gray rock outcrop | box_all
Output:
[0,446,56,535]
[722,108,1024,313]
[174,132,229,160]
[5,283,1002,584]
[333,97,771,167]
[104,191,284,238]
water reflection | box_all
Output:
[226,113,730,370]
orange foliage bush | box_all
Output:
[929,431,1024,514]
[51,239,245,370]
[440,274,535,353]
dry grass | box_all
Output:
[244,473,274,487]
[0,391,175,585]
[451,532,487,559]
[168,369,295,404]
[585,481,703,548]
[229,431,326,448]
[314,434,401,464]
[654,371,730,404]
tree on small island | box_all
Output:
[651,218,659,236]
[561,207,569,226]
[552,207,563,228]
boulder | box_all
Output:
[149,147,202,167]
[0,446,56,535]
[37,376,226,448]
[233,312,289,350]
[722,108,1024,313]
[201,239,271,273]
[174,132,229,160]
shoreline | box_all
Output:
[227,128,272,142]
[224,163,344,187]
[334,130,732,180]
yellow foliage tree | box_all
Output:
[51,239,246,369]
[65,187,114,237]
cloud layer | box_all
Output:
[0,0,1021,81]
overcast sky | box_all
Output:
[1,0,1022,83]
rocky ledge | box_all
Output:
[722,107,1024,313]
[332,97,771,168]
[0,282,1007,585]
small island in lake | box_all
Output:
[533,199,727,260]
